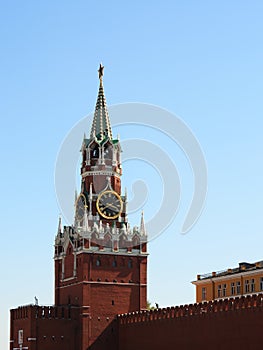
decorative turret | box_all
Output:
[57,215,62,236]
[140,211,147,237]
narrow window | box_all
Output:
[236,281,241,294]
[96,258,101,267]
[222,284,227,297]
[112,300,115,305]
[128,259,133,268]
[245,279,250,293]
[92,148,99,157]
[231,282,235,295]
[260,277,263,291]
[112,259,117,267]
[201,287,207,301]
[18,330,23,345]
[251,279,255,292]
[217,284,222,298]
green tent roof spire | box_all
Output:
[90,64,113,141]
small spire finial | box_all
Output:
[140,210,147,236]
[98,63,104,80]
[57,215,62,235]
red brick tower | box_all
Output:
[54,64,148,349]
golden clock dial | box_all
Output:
[96,190,123,219]
[75,194,87,222]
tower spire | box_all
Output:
[57,215,62,236]
[140,210,147,236]
[90,63,113,141]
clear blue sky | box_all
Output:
[1,1,263,348]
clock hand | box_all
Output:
[101,203,116,211]
[102,204,111,210]
[107,203,119,211]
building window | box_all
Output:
[260,277,263,291]
[96,258,101,267]
[18,330,23,345]
[251,279,255,292]
[201,287,207,301]
[222,284,227,297]
[245,279,250,293]
[231,282,235,295]
[92,148,99,157]
[236,281,241,294]
[112,259,117,267]
[217,285,222,298]
[128,259,133,268]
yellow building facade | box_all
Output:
[192,261,263,303]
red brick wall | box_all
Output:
[11,294,263,350]
[10,305,81,350]
[54,251,147,348]
[118,294,263,350]
[56,253,147,305]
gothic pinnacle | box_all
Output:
[57,215,62,236]
[140,210,147,236]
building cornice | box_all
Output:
[57,280,146,289]
[192,268,263,285]
[81,170,120,178]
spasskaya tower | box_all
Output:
[54,64,148,349]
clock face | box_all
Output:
[96,190,123,219]
[75,194,87,222]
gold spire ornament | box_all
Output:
[98,63,104,80]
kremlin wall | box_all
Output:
[11,294,263,349]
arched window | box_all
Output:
[92,147,99,158]
[96,258,101,267]
[104,144,112,159]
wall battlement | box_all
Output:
[11,305,77,320]
[118,293,263,325]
